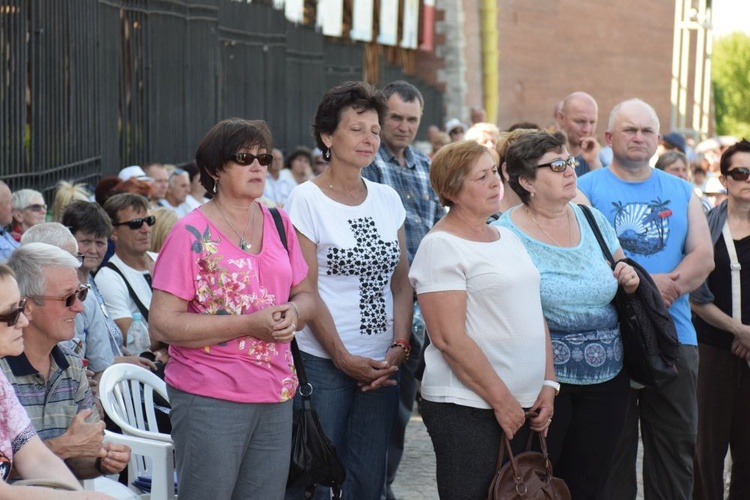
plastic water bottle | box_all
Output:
[126,312,150,355]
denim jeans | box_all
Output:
[293,351,399,500]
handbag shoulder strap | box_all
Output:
[578,204,616,269]
[721,221,742,321]
[104,261,150,322]
[268,207,311,392]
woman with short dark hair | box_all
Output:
[149,118,315,499]
[285,82,412,499]
[494,130,639,499]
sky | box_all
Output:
[712,0,750,37]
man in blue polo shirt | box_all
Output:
[363,80,445,499]
[578,98,713,499]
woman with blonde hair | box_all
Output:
[148,207,179,253]
[410,139,554,499]
[51,181,89,222]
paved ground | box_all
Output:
[392,413,648,500]
[394,413,733,499]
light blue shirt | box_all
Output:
[0,229,19,262]
[494,203,624,384]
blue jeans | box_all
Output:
[293,351,399,500]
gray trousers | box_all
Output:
[168,385,293,500]
[603,345,699,500]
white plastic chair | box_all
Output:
[99,364,176,499]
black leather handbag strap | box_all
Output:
[268,207,310,394]
[578,204,616,269]
[104,261,151,322]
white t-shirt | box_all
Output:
[95,252,157,353]
[158,199,192,218]
[287,179,406,360]
[409,228,546,409]
[263,169,297,206]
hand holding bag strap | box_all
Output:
[578,204,616,269]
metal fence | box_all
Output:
[0,0,444,199]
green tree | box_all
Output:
[712,32,750,138]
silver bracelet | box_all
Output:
[289,301,300,321]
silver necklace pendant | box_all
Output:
[240,238,249,251]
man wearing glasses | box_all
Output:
[95,193,160,358]
[0,181,18,262]
[578,98,713,499]
[1,242,131,479]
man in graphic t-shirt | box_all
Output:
[577,98,713,499]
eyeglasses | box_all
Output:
[536,156,577,173]
[0,299,27,327]
[23,203,47,213]
[229,153,274,167]
[726,167,750,182]
[113,215,156,230]
[29,285,89,308]
[170,168,187,178]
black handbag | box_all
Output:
[579,204,680,388]
[488,431,571,500]
[268,207,346,497]
[287,339,346,498]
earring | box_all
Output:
[212,179,218,194]
[323,148,331,161]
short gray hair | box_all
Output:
[20,222,78,252]
[7,242,80,299]
[607,98,660,133]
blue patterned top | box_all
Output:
[494,203,624,385]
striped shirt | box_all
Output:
[363,144,446,264]
[0,345,99,441]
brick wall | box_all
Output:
[417,0,678,139]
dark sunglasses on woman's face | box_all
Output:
[229,152,274,167]
[0,299,27,327]
[536,156,577,173]
[114,215,156,230]
[29,285,89,308]
[726,167,750,182]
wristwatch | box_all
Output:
[543,379,561,396]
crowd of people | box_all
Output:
[0,80,747,500]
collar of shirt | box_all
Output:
[5,345,70,376]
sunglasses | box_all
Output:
[229,152,274,167]
[23,203,47,213]
[114,215,156,230]
[537,156,577,173]
[29,285,89,308]
[726,167,750,182]
[0,298,27,327]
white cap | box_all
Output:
[445,118,464,134]
[118,165,151,182]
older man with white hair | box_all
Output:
[0,180,18,261]
[2,243,131,480]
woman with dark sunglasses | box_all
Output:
[493,130,640,499]
[148,118,315,499]
[284,81,412,500]
[0,264,111,498]
[9,189,47,243]
[691,138,750,499]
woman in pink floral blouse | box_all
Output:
[150,119,316,500]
